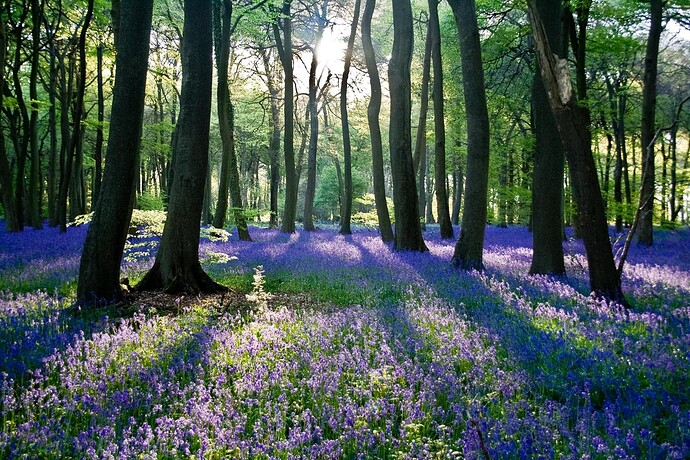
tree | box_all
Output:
[212,0,251,241]
[57,0,95,233]
[260,46,282,229]
[637,0,664,246]
[0,0,21,232]
[137,0,226,294]
[273,0,298,233]
[389,0,427,252]
[339,0,362,235]
[448,0,490,269]
[361,0,394,242]
[527,0,626,305]
[77,0,154,304]
[529,0,565,276]
[303,0,329,232]
[428,0,453,239]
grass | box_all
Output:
[1,222,689,458]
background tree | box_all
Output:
[137,0,226,294]
[212,0,251,241]
[77,0,154,304]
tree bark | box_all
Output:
[28,0,43,229]
[429,0,452,239]
[77,0,154,304]
[362,0,393,242]
[527,0,626,305]
[212,0,251,240]
[0,4,20,232]
[637,0,663,246]
[57,0,94,232]
[261,47,281,229]
[389,0,426,251]
[413,24,432,176]
[529,0,565,276]
[273,0,297,233]
[137,0,226,295]
[340,0,361,235]
[303,0,329,232]
[93,44,104,208]
[448,0,490,269]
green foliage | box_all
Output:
[352,194,395,227]
[136,193,165,211]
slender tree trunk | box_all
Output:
[528,0,626,305]
[389,0,426,251]
[429,0,452,238]
[212,0,250,240]
[93,44,104,208]
[261,48,281,228]
[529,0,565,276]
[340,0,362,235]
[448,0,490,269]
[0,4,20,232]
[274,0,297,233]
[47,39,58,226]
[137,0,226,295]
[637,0,663,246]
[77,0,154,304]
[413,24,432,176]
[451,138,463,225]
[304,2,329,232]
[418,146,427,225]
[57,0,94,232]
[362,0,393,242]
[28,0,43,229]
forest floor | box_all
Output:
[1,220,689,458]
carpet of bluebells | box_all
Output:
[1,220,689,459]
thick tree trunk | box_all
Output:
[528,0,626,305]
[273,1,297,233]
[362,0,393,242]
[137,0,226,295]
[529,0,565,276]
[389,0,426,252]
[340,0,361,235]
[212,0,251,240]
[429,0,452,239]
[77,0,154,304]
[448,0,490,269]
[637,0,663,246]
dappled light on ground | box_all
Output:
[1,223,689,458]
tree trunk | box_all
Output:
[451,139,463,225]
[429,0,452,239]
[93,44,104,208]
[28,0,43,229]
[212,0,251,240]
[303,2,328,232]
[389,0,426,252]
[362,0,393,242]
[77,0,154,304]
[637,0,663,246]
[527,0,626,305]
[47,38,58,227]
[0,7,20,232]
[529,0,565,276]
[137,0,226,295]
[340,0,361,235]
[261,48,281,229]
[273,0,297,233]
[413,24,432,176]
[448,0,490,269]
[57,0,94,232]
